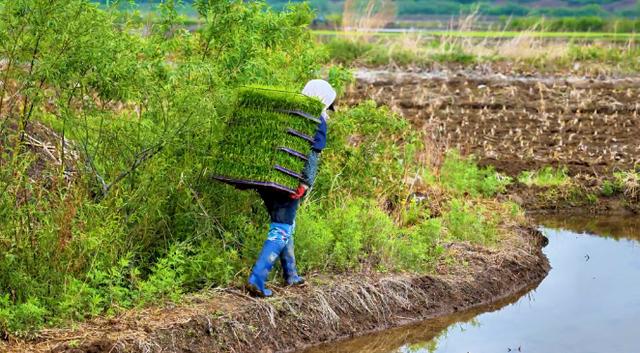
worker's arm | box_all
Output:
[290,114,327,199]
[302,150,320,187]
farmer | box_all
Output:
[247,79,336,297]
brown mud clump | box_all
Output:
[6,227,549,353]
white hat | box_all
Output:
[302,79,336,111]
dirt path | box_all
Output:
[347,68,640,176]
[4,227,548,353]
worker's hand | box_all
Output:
[290,184,309,200]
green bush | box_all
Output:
[440,151,512,197]
[394,218,445,272]
[315,100,421,202]
[0,0,325,334]
[444,199,498,245]
[0,296,47,339]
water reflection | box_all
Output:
[303,284,538,353]
[303,215,640,353]
[532,213,640,241]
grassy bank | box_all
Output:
[320,33,640,72]
[0,0,525,339]
[507,167,640,214]
[315,29,640,40]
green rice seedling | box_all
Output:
[212,86,324,191]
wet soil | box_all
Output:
[3,227,549,353]
[346,68,640,177]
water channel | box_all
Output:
[302,215,640,353]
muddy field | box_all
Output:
[346,68,640,176]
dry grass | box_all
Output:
[617,171,640,200]
[342,0,396,36]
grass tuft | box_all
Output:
[517,167,570,187]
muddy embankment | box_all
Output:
[346,68,640,213]
[7,227,548,353]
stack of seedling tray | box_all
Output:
[212,86,324,194]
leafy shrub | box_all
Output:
[439,151,512,197]
[444,199,498,245]
[315,100,422,203]
[0,0,325,335]
[394,218,445,272]
[0,296,47,339]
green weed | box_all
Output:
[444,199,498,245]
[518,167,570,187]
[439,151,512,197]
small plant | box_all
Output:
[444,199,498,245]
[614,171,640,200]
[601,180,619,197]
[517,167,570,187]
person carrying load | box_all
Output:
[247,79,336,297]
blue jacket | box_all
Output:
[258,114,326,225]
[311,113,327,152]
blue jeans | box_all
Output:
[258,190,300,225]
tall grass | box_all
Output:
[320,14,640,71]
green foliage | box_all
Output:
[137,246,186,303]
[394,218,445,272]
[327,65,354,97]
[601,179,619,196]
[518,167,570,187]
[295,198,444,273]
[315,100,420,200]
[0,0,515,337]
[0,0,325,335]
[325,199,396,271]
[439,151,511,197]
[444,199,498,245]
[0,296,47,338]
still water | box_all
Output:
[303,215,640,353]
